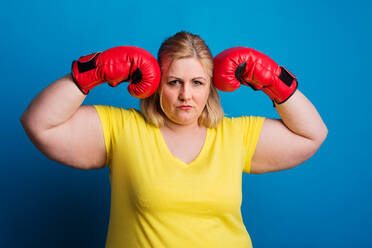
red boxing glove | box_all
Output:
[213,47,298,105]
[71,46,161,98]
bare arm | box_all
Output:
[250,90,328,174]
[20,74,106,170]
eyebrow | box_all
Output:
[167,76,207,81]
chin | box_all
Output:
[174,118,195,125]
[173,114,198,125]
[165,109,201,125]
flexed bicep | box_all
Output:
[250,118,320,174]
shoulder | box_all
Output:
[93,105,156,133]
[93,105,139,116]
[218,115,266,130]
[215,115,266,147]
[93,105,144,121]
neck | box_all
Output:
[163,119,204,134]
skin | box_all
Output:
[20,74,105,169]
[159,57,210,130]
[157,57,211,164]
[19,53,327,172]
[251,90,328,173]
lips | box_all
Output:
[177,105,192,110]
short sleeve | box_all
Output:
[93,105,128,167]
[241,116,265,173]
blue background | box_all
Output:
[2,0,371,247]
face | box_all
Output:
[159,57,211,126]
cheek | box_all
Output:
[196,88,210,106]
[160,88,175,110]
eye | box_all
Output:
[193,80,203,85]
[167,80,180,86]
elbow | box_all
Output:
[20,111,40,138]
[302,126,328,162]
[323,125,328,142]
[310,123,328,148]
[20,112,30,132]
[20,111,33,133]
[317,124,328,146]
[308,126,328,157]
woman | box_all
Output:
[20,31,328,247]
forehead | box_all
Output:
[164,57,208,77]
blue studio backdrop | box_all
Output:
[2,0,371,247]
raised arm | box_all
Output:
[20,74,106,170]
[213,46,328,174]
[20,46,161,170]
[251,90,327,173]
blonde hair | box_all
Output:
[140,31,224,128]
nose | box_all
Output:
[178,82,192,101]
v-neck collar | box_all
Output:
[155,127,210,168]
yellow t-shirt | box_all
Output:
[94,105,265,248]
